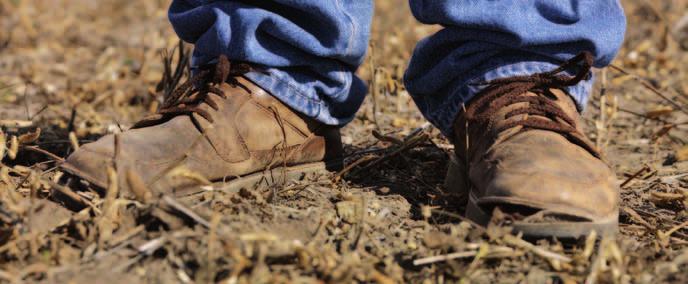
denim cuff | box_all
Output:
[243,68,366,127]
[426,60,594,138]
[244,70,324,121]
[193,60,337,125]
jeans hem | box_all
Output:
[244,71,355,126]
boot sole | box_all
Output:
[466,193,618,240]
[172,160,342,198]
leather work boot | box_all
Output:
[446,52,619,239]
[61,56,342,197]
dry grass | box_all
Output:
[0,0,688,283]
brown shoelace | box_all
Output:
[464,51,599,156]
[159,55,251,123]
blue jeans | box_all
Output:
[169,0,626,136]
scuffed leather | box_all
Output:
[61,77,342,193]
[453,89,619,221]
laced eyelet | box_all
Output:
[464,51,600,158]
[465,51,593,135]
[156,55,253,122]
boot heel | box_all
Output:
[443,154,470,206]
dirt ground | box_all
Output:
[1,0,688,283]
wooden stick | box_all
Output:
[20,145,64,162]
[622,207,655,230]
[47,180,92,208]
[0,120,33,128]
[162,195,211,228]
[413,251,478,266]
[414,246,516,266]
[503,235,572,263]
[620,165,650,188]
[609,64,688,116]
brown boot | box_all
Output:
[448,52,618,238]
[61,56,342,196]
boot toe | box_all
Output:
[61,135,116,189]
[465,131,619,237]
